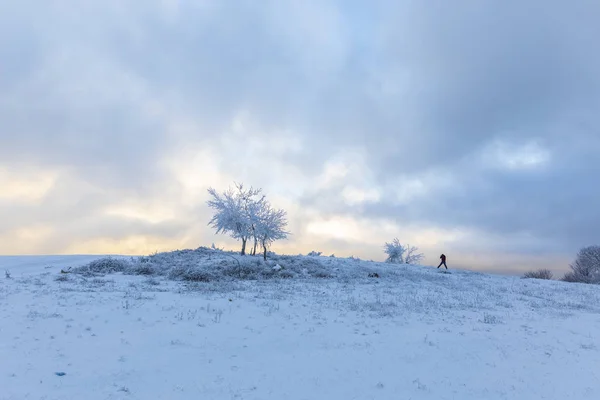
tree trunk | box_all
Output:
[251,226,257,256]
[241,238,247,255]
[262,238,268,261]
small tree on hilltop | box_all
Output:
[405,245,425,264]
[384,238,424,264]
[246,192,267,256]
[384,238,404,263]
[562,245,600,284]
[207,183,264,255]
[255,202,289,261]
[207,182,289,258]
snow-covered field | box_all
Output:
[1,250,600,400]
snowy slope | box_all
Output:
[1,252,599,400]
[0,255,118,277]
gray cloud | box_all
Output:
[368,1,600,170]
[299,0,600,260]
[0,1,598,273]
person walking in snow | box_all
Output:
[437,254,448,270]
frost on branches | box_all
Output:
[207,183,289,259]
[255,202,289,260]
[562,245,600,284]
[384,238,424,265]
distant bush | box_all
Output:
[74,257,131,276]
[307,251,322,256]
[523,268,553,280]
[127,262,158,276]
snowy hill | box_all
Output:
[1,249,599,400]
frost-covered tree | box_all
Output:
[247,193,267,256]
[384,238,424,264]
[384,238,405,263]
[207,183,288,258]
[404,245,425,264]
[255,202,289,261]
[207,183,264,255]
[562,245,600,284]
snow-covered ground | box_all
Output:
[1,250,599,400]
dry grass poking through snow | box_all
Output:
[1,251,600,400]
[69,248,600,318]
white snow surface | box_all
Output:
[1,250,600,400]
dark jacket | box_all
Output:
[440,254,446,262]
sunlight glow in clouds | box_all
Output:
[306,216,399,243]
[0,0,599,275]
[0,167,58,203]
[104,202,177,225]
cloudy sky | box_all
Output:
[1,0,599,276]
